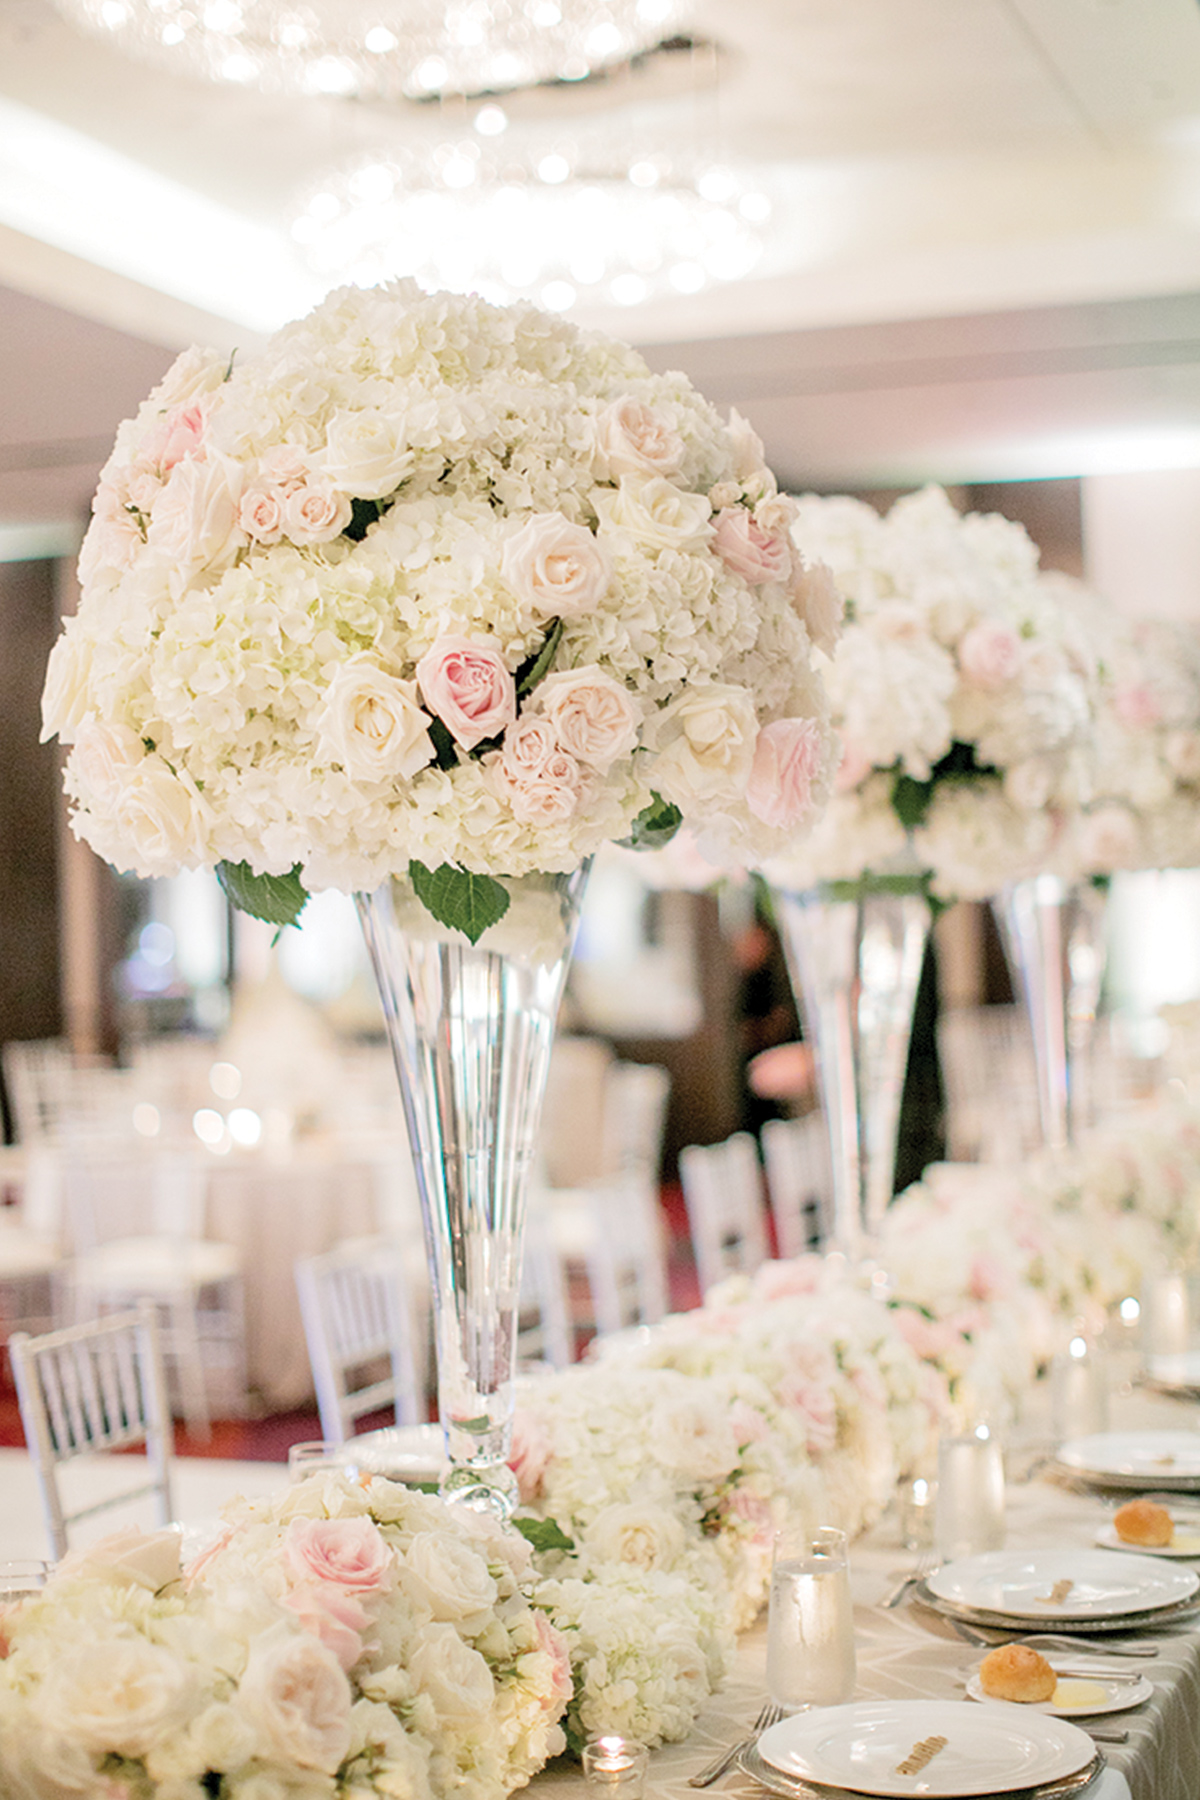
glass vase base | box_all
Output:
[440,1458,520,1520]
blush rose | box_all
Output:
[416,636,517,750]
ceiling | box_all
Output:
[3,0,1200,536]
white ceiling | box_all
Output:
[2,0,1200,531]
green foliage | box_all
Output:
[513,1516,575,1554]
[516,619,564,698]
[216,861,308,927]
[408,860,511,944]
[619,792,683,851]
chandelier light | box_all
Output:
[53,0,691,98]
[292,129,770,311]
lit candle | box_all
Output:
[582,1736,650,1798]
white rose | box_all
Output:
[501,514,612,620]
[55,1524,182,1592]
[0,1725,100,1797]
[181,1700,260,1773]
[109,758,207,877]
[145,452,245,574]
[33,1638,196,1758]
[650,1394,740,1481]
[323,408,415,499]
[594,475,712,551]
[397,1532,498,1623]
[726,407,771,487]
[530,667,641,771]
[314,657,434,784]
[283,481,354,546]
[237,1624,352,1774]
[583,1502,686,1571]
[493,743,584,826]
[647,684,759,807]
[791,557,844,659]
[40,628,94,744]
[1076,803,1142,873]
[407,1622,495,1721]
[71,719,146,808]
[593,397,684,480]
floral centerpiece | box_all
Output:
[0,1476,571,1799]
[41,279,837,937]
[763,485,1095,905]
[38,277,839,1513]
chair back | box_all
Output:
[602,1062,671,1178]
[295,1238,423,1443]
[580,1168,669,1336]
[679,1131,769,1297]
[761,1114,832,1258]
[8,1303,174,1559]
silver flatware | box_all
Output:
[689,1701,786,1787]
[737,1739,1106,1800]
[882,1549,938,1608]
[951,1619,1160,1656]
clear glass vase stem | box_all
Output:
[357,865,588,1518]
[772,884,930,1257]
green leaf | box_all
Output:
[890,771,934,832]
[428,716,459,770]
[514,1516,575,1554]
[408,860,510,944]
[344,496,391,542]
[216,860,308,927]
[618,792,683,852]
[516,619,564,698]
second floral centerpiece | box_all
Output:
[41,279,838,1514]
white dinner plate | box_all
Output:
[926,1548,1198,1620]
[1143,1351,1200,1394]
[758,1700,1095,1797]
[1056,1431,1200,1488]
[1094,1520,1200,1558]
[343,1423,447,1483]
[966,1667,1153,1718]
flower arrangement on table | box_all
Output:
[0,1475,571,1800]
[1034,585,1200,882]
[761,485,1096,904]
[41,280,837,940]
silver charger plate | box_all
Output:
[737,1741,1107,1800]
[914,1577,1200,1635]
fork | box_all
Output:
[950,1621,1159,1657]
[688,1701,786,1787]
[882,1548,938,1609]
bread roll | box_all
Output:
[1114,1498,1174,1547]
[978,1644,1057,1703]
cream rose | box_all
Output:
[110,759,206,876]
[595,475,712,551]
[33,1638,196,1757]
[746,716,824,830]
[283,481,354,545]
[397,1532,498,1622]
[238,484,286,544]
[494,744,584,825]
[416,636,517,750]
[315,657,434,783]
[71,719,147,808]
[501,514,611,620]
[145,451,245,573]
[146,400,209,473]
[498,713,558,780]
[593,397,684,480]
[55,1525,182,1592]
[792,558,844,659]
[713,508,792,586]
[958,621,1023,690]
[529,667,641,771]
[584,1502,686,1571]
[726,407,771,487]
[41,629,96,744]
[180,1701,260,1774]
[323,407,415,499]
[650,1393,741,1481]
[648,683,759,807]
[284,1515,393,1595]
[407,1622,495,1721]
[237,1625,352,1774]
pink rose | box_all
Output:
[238,1625,352,1773]
[957,621,1022,689]
[792,557,844,658]
[1113,682,1162,730]
[283,1515,392,1595]
[283,481,353,545]
[494,744,583,825]
[416,636,517,750]
[713,507,792,585]
[834,738,874,793]
[508,1410,554,1503]
[501,514,611,620]
[145,451,244,574]
[147,401,208,472]
[238,485,286,544]
[534,1611,575,1707]
[530,667,641,771]
[282,1580,369,1672]
[750,1255,825,1300]
[726,1488,775,1545]
[499,713,558,779]
[746,717,824,830]
[593,397,684,480]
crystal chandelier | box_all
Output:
[53,0,691,99]
[292,124,770,312]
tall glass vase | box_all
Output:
[997,874,1108,1149]
[357,863,589,1518]
[771,881,931,1259]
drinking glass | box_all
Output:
[288,1441,357,1482]
[0,1560,49,1600]
[765,1523,856,1712]
[936,1428,1005,1562]
[1050,1337,1109,1441]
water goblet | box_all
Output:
[765,1523,856,1713]
[936,1427,1005,1562]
